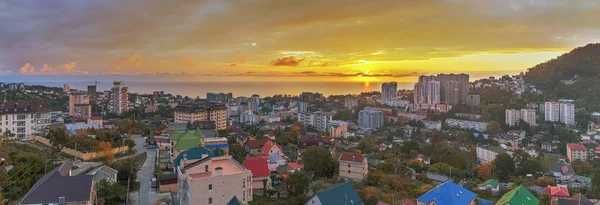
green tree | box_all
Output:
[358,136,376,153]
[302,147,336,178]
[114,119,134,134]
[152,114,161,123]
[592,169,600,194]
[493,153,515,181]
[286,171,311,197]
[485,121,503,134]
[47,128,69,152]
[96,180,127,205]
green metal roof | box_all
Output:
[194,127,204,138]
[495,185,538,205]
[315,183,363,205]
[173,131,201,150]
[169,129,183,140]
[226,196,243,205]
[478,178,499,187]
[173,147,216,170]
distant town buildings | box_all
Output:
[381,82,398,100]
[521,109,537,126]
[69,92,92,119]
[248,94,260,112]
[413,75,440,104]
[87,85,97,97]
[63,84,71,93]
[174,103,227,130]
[567,143,588,162]
[328,120,349,138]
[358,108,384,129]
[438,73,470,105]
[445,118,487,132]
[297,112,332,132]
[298,101,308,113]
[466,94,480,107]
[545,101,575,126]
[505,109,521,127]
[108,81,130,114]
[338,153,368,181]
[344,97,359,110]
[476,146,508,163]
[0,101,51,138]
[206,92,233,102]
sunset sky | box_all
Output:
[1,0,599,83]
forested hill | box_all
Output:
[525,43,600,112]
[525,43,600,90]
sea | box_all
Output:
[0,75,414,97]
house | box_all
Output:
[415,154,430,165]
[305,182,363,205]
[20,162,94,205]
[556,193,594,205]
[551,164,575,181]
[158,172,178,193]
[298,135,335,156]
[565,175,591,189]
[477,178,500,192]
[566,143,588,162]
[242,156,272,190]
[277,162,302,174]
[546,186,570,203]
[234,130,252,145]
[495,185,539,205]
[86,165,118,183]
[264,131,276,140]
[154,137,171,149]
[170,131,202,158]
[245,138,282,156]
[416,181,476,205]
[338,153,368,182]
[268,153,287,171]
[426,172,451,184]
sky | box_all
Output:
[1,0,599,84]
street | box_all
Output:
[137,146,156,205]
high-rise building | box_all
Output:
[108,81,129,115]
[381,82,398,100]
[174,103,228,130]
[297,112,332,132]
[298,101,308,113]
[69,92,91,119]
[545,102,561,122]
[467,95,480,107]
[87,85,97,97]
[207,92,233,102]
[413,76,440,104]
[248,94,260,112]
[437,73,469,105]
[560,102,575,126]
[520,109,537,126]
[63,84,71,93]
[505,109,521,127]
[0,101,52,138]
[344,97,358,109]
[358,109,384,129]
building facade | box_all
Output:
[328,120,348,138]
[0,101,52,138]
[344,97,358,109]
[560,102,575,126]
[177,156,252,205]
[505,109,521,127]
[437,73,469,105]
[381,82,398,100]
[520,108,537,126]
[174,103,228,130]
[545,101,561,122]
[69,92,92,119]
[248,94,260,112]
[298,101,308,113]
[297,112,332,132]
[108,81,129,114]
[567,143,588,162]
[207,92,233,102]
[63,84,71,93]
[358,109,384,129]
[338,153,368,181]
[413,75,440,104]
[467,95,480,107]
[445,118,487,132]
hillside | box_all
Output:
[525,43,600,113]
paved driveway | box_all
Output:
[137,149,156,205]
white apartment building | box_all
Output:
[476,146,509,163]
[505,109,521,127]
[240,111,259,125]
[178,155,253,205]
[0,102,52,138]
[560,103,575,126]
[297,112,332,132]
[545,102,560,122]
[520,109,537,126]
[298,101,308,113]
[445,118,488,132]
[358,109,384,129]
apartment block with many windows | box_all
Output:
[0,101,51,138]
[174,103,227,130]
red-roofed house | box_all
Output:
[287,162,302,172]
[338,153,368,181]
[264,131,276,140]
[242,156,272,190]
[596,146,600,154]
[88,116,103,127]
[245,139,282,156]
[567,143,588,162]
[415,154,430,165]
[547,186,570,203]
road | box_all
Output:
[137,147,156,205]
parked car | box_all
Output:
[147,145,157,149]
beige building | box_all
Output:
[338,153,368,181]
[69,92,91,119]
[178,155,253,205]
[567,143,588,162]
[174,103,227,130]
[328,120,348,138]
[108,81,129,114]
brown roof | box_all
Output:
[0,101,50,114]
[338,153,365,163]
[246,138,271,149]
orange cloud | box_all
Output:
[229,55,248,66]
[270,56,304,66]
[112,54,142,70]
[178,57,197,68]
[40,64,53,73]
[59,62,77,73]
[19,63,34,74]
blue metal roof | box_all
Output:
[416,182,476,205]
[315,182,363,205]
[173,147,216,170]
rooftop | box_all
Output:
[416,181,476,205]
[242,156,270,178]
[338,153,365,163]
[314,183,363,205]
[495,185,538,205]
[567,143,587,151]
[20,162,94,204]
[188,157,246,180]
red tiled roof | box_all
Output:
[246,138,271,149]
[567,143,587,151]
[415,154,429,161]
[242,157,270,178]
[229,125,239,132]
[265,131,275,137]
[338,153,364,163]
[547,186,569,197]
[287,162,302,169]
[261,140,277,154]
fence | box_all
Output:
[32,135,129,161]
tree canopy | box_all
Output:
[301,147,336,178]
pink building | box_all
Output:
[567,143,588,162]
[69,92,91,119]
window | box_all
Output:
[348,163,351,168]
[348,170,351,174]
[205,165,209,172]
[208,198,212,205]
[208,184,212,191]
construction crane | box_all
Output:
[93,80,100,87]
